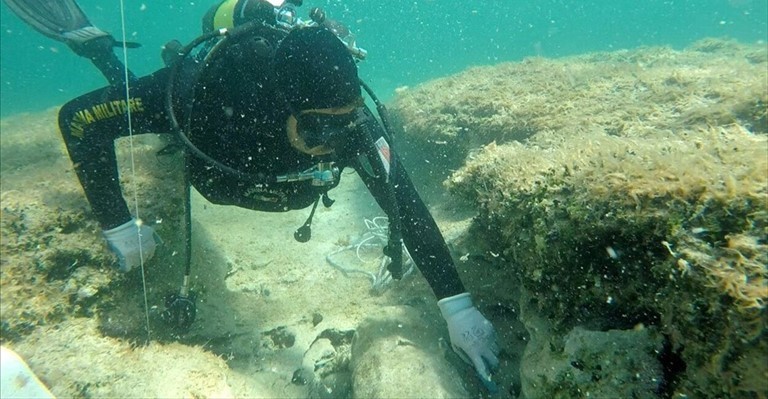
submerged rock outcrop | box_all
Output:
[393,38,767,398]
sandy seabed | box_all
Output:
[0,108,491,398]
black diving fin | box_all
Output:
[2,0,140,86]
[2,0,140,47]
[3,0,99,39]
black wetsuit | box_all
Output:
[57,24,465,300]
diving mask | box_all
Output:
[296,109,361,149]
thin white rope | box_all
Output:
[325,217,414,295]
[118,0,152,343]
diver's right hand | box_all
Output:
[438,293,500,392]
[103,218,159,272]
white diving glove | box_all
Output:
[102,218,159,272]
[438,292,500,392]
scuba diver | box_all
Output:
[3,0,500,391]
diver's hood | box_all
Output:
[273,26,361,112]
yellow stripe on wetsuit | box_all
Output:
[213,0,240,30]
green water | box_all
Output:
[0,0,766,117]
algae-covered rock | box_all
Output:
[518,287,665,399]
[350,306,468,398]
[388,37,767,399]
[11,319,237,398]
[543,326,663,399]
[391,39,767,184]
[446,126,767,398]
[1,110,190,344]
[0,189,115,342]
[522,322,664,398]
[298,329,355,399]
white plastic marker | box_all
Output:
[0,346,55,399]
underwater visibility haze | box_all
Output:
[0,1,766,398]
[1,0,766,116]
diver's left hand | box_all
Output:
[103,218,159,273]
[438,293,500,391]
